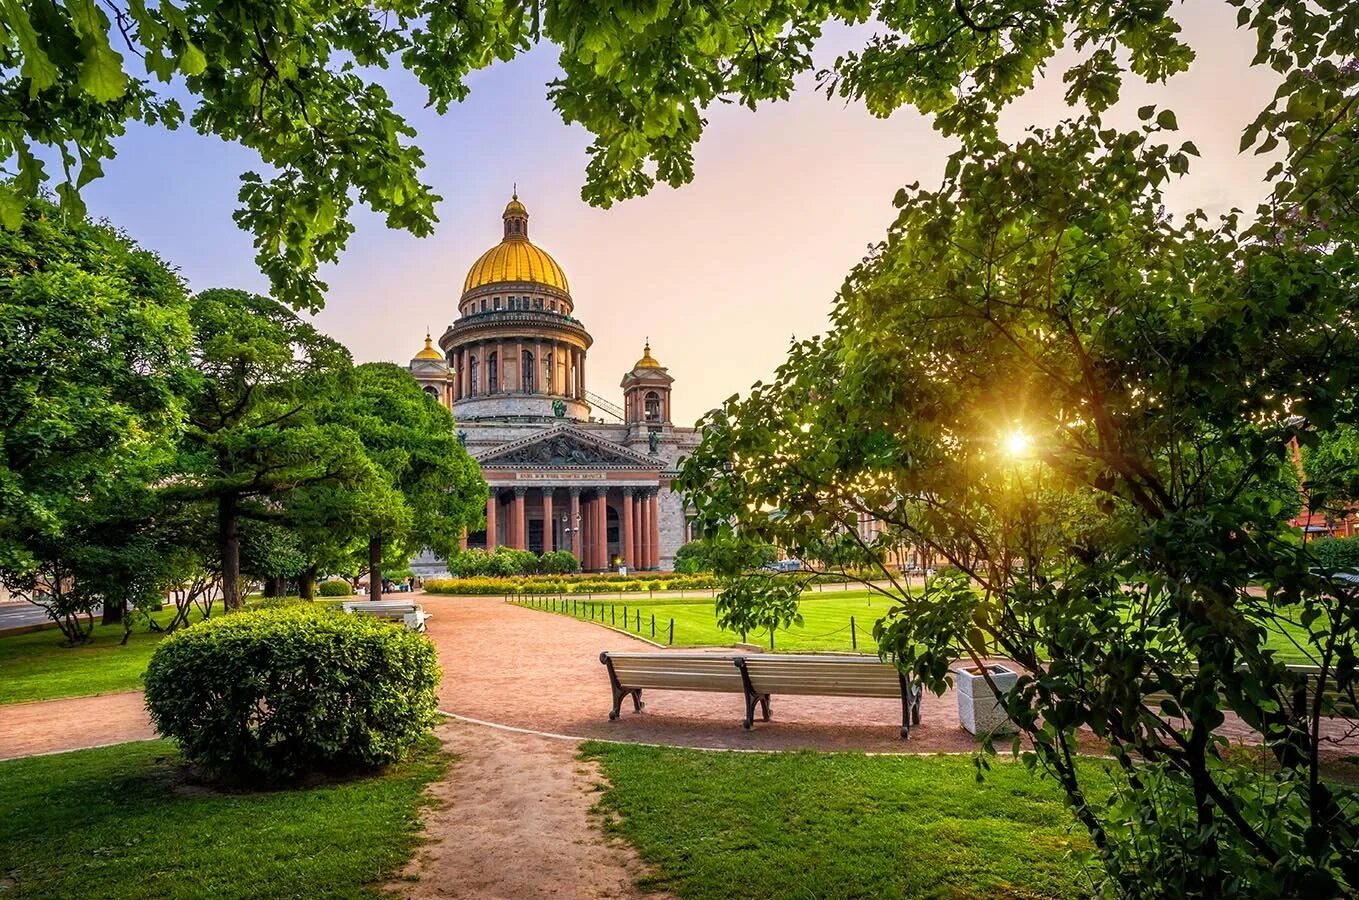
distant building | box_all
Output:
[408,194,701,573]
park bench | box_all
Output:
[598,651,924,738]
[341,600,431,632]
[598,651,743,720]
[735,654,923,738]
[1139,664,1356,719]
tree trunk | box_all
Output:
[300,566,317,601]
[369,535,382,602]
[101,598,125,626]
[220,494,242,610]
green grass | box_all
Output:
[0,737,450,899]
[520,588,1324,663]
[0,600,344,706]
[0,609,195,705]
[517,587,889,651]
[584,742,1098,899]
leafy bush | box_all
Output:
[674,536,777,574]
[317,579,353,597]
[540,549,581,574]
[1308,535,1359,572]
[144,606,440,780]
[447,547,491,577]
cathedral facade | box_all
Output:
[408,194,701,573]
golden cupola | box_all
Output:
[413,333,443,361]
[461,192,570,299]
[632,340,663,370]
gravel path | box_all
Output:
[4,592,1354,760]
[390,719,665,900]
[0,691,154,761]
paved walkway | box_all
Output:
[4,592,1356,759]
[0,691,154,761]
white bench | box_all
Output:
[598,651,923,738]
[341,600,431,632]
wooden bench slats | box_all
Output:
[599,651,923,738]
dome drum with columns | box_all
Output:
[408,194,703,573]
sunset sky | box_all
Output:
[82,3,1279,425]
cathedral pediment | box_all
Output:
[474,426,662,469]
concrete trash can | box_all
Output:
[953,664,1019,736]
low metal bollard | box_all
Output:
[668,618,674,645]
[851,616,857,650]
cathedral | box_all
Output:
[407,194,702,573]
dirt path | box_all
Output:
[391,718,666,900]
[0,691,154,761]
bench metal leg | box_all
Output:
[734,657,769,729]
[601,653,629,721]
[631,689,644,713]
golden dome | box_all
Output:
[462,239,570,294]
[414,333,443,361]
[633,340,663,369]
[462,193,570,295]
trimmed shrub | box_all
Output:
[1310,535,1359,572]
[422,572,720,595]
[144,606,440,781]
[317,579,353,597]
[541,549,581,574]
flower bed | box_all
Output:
[422,573,721,595]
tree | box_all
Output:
[0,194,191,640]
[0,0,1208,310]
[308,362,485,602]
[680,107,1359,892]
[167,288,374,608]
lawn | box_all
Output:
[584,741,1099,899]
[0,611,192,705]
[0,738,450,899]
[517,587,1324,663]
[515,586,890,651]
[0,600,342,706]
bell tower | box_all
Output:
[622,340,674,446]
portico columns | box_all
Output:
[621,489,635,569]
[511,487,526,549]
[637,492,649,570]
[648,490,661,569]
[485,493,498,551]
[593,487,608,570]
[542,489,554,553]
[568,487,581,561]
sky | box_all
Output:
[79,3,1281,426]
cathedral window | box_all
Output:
[521,350,535,392]
[488,352,498,393]
[469,356,479,395]
[644,391,661,421]
[493,297,501,310]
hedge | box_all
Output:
[317,579,353,596]
[423,573,721,595]
[144,605,441,781]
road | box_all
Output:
[0,602,101,632]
